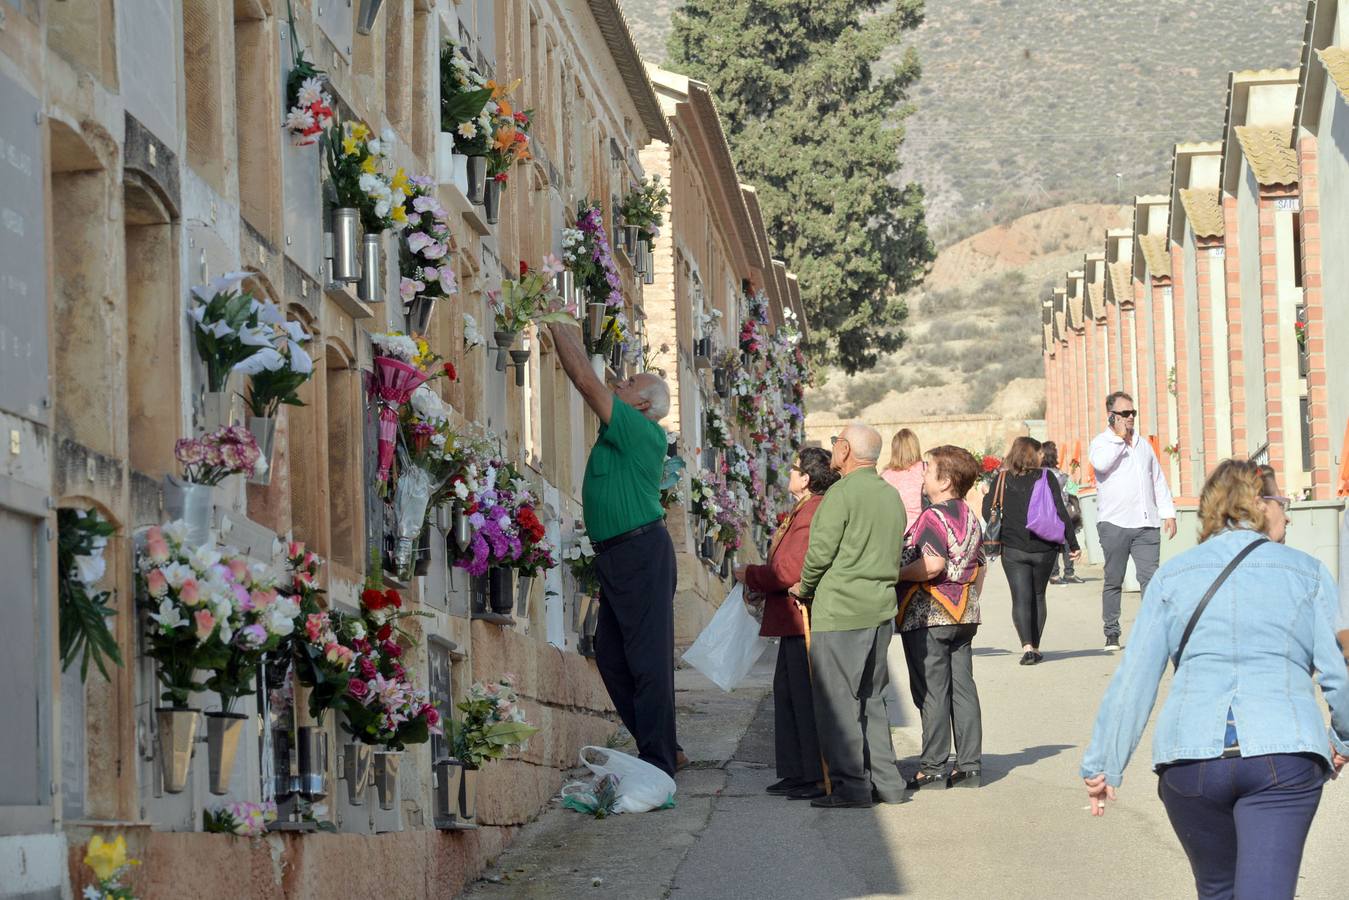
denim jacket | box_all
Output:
[1082,528,1349,786]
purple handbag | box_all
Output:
[1027,470,1066,544]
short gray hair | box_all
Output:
[842,422,883,463]
[638,375,671,421]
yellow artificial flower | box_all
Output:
[390,167,409,194]
[85,834,135,883]
[391,204,408,225]
[493,125,516,153]
[342,135,361,156]
[486,78,521,101]
[348,122,370,142]
[360,155,379,175]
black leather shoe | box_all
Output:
[1033,650,1044,663]
[947,769,982,789]
[810,794,874,809]
[786,785,827,800]
[1019,651,1037,666]
[904,772,947,791]
[766,778,808,795]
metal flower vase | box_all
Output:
[713,367,728,398]
[296,726,329,799]
[459,766,479,823]
[163,475,213,547]
[434,758,465,827]
[452,503,472,553]
[373,751,401,811]
[406,295,435,334]
[509,348,531,387]
[466,156,487,204]
[357,233,383,303]
[206,711,247,796]
[643,243,655,284]
[586,301,607,343]
[344,741,374,805]
[515,575,534,619]
[331,207,362,283]
[623,224,639,257]
[247,416,277,486]
[155,707,200,794]
[493,330,518,373]
[483,178,502,224]
[635,238,649,275]
[489,566,515,615]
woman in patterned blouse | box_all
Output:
[896,445,987,791]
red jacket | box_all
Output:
[744,494,822,638]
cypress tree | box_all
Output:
[668,0,934,374]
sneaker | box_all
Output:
[1104,638,1122,651]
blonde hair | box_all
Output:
[885,428,922,471]
[1198,460,1278,542]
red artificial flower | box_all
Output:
[377,623,393,642]
[494,172,509,183]
[361,587,386,610]
[981,456,1001,473]
[519,260,529,276]
[384,588,402,609]
[353,638,372,654]
[513,111,528,124]
[382,640,403,659]
[444,361,457,381]
[347,679,369,700]
[423,705,441,727]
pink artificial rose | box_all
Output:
[194,609,216,641]
[347,678,369,701]
[178,578,200,605]
[146,567,169,598]
[227,557,249,581]
[146,530,171,565]
[381,640,402,659]
[288,541,305,559]
[304,613,325,643]
[250,588,277,609]
[422,705,440,728]
[359,657,377,680]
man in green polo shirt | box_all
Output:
[547,319,680,776]
[791,422,909,808]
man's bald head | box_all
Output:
[614,372,671,422]
[840,423,882,464]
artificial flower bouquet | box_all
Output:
[58,507,121,681]
[190,271,284,393]
[175,426,266,486]
[722,441,754,491]
[562,523,599,597]
[241,318,314,421]
[619,173,669,242]
[340,584,440,750]
[703,405,731,451]
[325,121,409,232]
[439,40,493,147]
[562,201,624,312]
[203,800,277,837]
[284,58,333,146]
[399,176,458,310]
[283,543,358,724]
[491,257,574,334]
[370,331,439,484]
[450,675,539,769]
[486,93,532,183]
[82,834,139,900]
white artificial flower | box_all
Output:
[162,562,194,590]
[254,300,286,327]
[150,597,186,632]
[462,314,485,349]
[579,536,594,556]
[191,271,252,302]
[411,384,446,421]
[207,320,234,339]
[72,553,106,586]
[349,620,367,641]
[456,121,477,139]
[162,520,191,545]
[297,76,325,107]
[237,324,276,348]
[381,127,395,146]
[188,546,222,574]
[288,341,314,375]
[285,107,315,132]
[358,173,383,194]
[234,347,286,375]
[453,481,469,501]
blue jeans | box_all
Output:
[1157,754,1325,899]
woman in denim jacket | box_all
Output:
[1081,460,1349,900]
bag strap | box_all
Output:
[992,472,1007,511]
[1172,538,1268,671]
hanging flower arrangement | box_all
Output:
[491,257,574,333]
[703,404,731,451]
[619,174,669,242]
[369,331,439,485]
[325,121,409,232]
[175,426,266,485]
[449,675,539,769]
[562,523,599,597]
[485,84,532,184]
[81,834,139,900]
[58,507,121,681]
[398,176,458,308]
[563,201,624,309]
[203,800,277,837]
[281,0,332,146]
[439,40,493,148]
[340,586,440,750]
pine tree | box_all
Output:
[668,0,934,374]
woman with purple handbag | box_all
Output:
[981,437,1079,665]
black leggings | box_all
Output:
[1001,545,1057,648]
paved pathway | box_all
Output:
[464,565,1349,899]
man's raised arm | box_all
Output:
[547,321,613,424]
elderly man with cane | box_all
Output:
[791,423,910,808]
[547,320,686,775]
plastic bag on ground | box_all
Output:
[681,583,772,692]
[561,747,676,814]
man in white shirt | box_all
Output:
[1087,391,1176,650]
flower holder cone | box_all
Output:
[374,751,402,810]
[458,766,479,823]
[493,330,518,373]
[247,416,277,486]
[515,575,534,619]
[466,156,487,204]
[206,711,247,796]
[483,179,502,225]
[155,707,201,794]
[163,475,213,547]
[406,295,435,334]
[585,302,607,343]
[331,207,362,283]
[509,348,531,387]
[357,233,383,303]
[452,503,472,552]
[344,741,373,805]
[296,725,329,800]
[488,567,515,615]
[434,758,464,827]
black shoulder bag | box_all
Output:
[981,473,1007,560]
[1172,538,1268,671]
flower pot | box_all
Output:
[635,238,649,276]
[406,295,435,334]
[458,765,479,822]
[296,725,329,800]
[373,751,401,811]
[643,243,655,285]
[357,233,383,303]
[489,566,515,615]
[516,575,534,619]
[466,156,487,204]
[434,758,464,827]
[331,207,362,283]
[452,504,472,552]
[483,178,502,224]
[344,741,373,805]
[247,416,277,486]
[413,524,432,576]
[206,711,247,796]
[713,367,728,398]
[589,353,606,380]
[623,224,639,257]
[509,348,531,387]
[435,132,456,185]
[155,707,200,794]
[586,301,608,343]
[701,535,715,561]
[493,330,518,374]
[162,475,213,547]
[200,390,235,432]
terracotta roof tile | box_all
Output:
[1085,281,1105,321]
[1068,291,1084,329]
[1234,126,1298,187]
[1138,233,1171,278]
[1317,47,1349,105]
[1108,261,1132,306]
[1179,188,1225,238]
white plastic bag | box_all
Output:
[562,746,676,814]
[681,584,772,692]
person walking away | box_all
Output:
[1082,460,1349,899]
[982,437,1079,664]
[734,447,839,799]
[1041,441,1083,584]
[1089,391,1176,651]
[546,319,684,776]
[790,423,909,809]
[881,428,925,535]
[896,446,986,790]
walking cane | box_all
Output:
[799,600,833,795]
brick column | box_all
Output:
[1043,349,1056,441]
[1151,280,1173,467]
[1298,135,1333,498]
[1222,193,1248,456]
[1132,278,1151,437]
[1258,196,1287,485]
[1106,301,1123,393]
[1193,237,1220,482]
[1168,243,1195,497]
[1085,316,1100,446]
[1119,304,1137,412]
